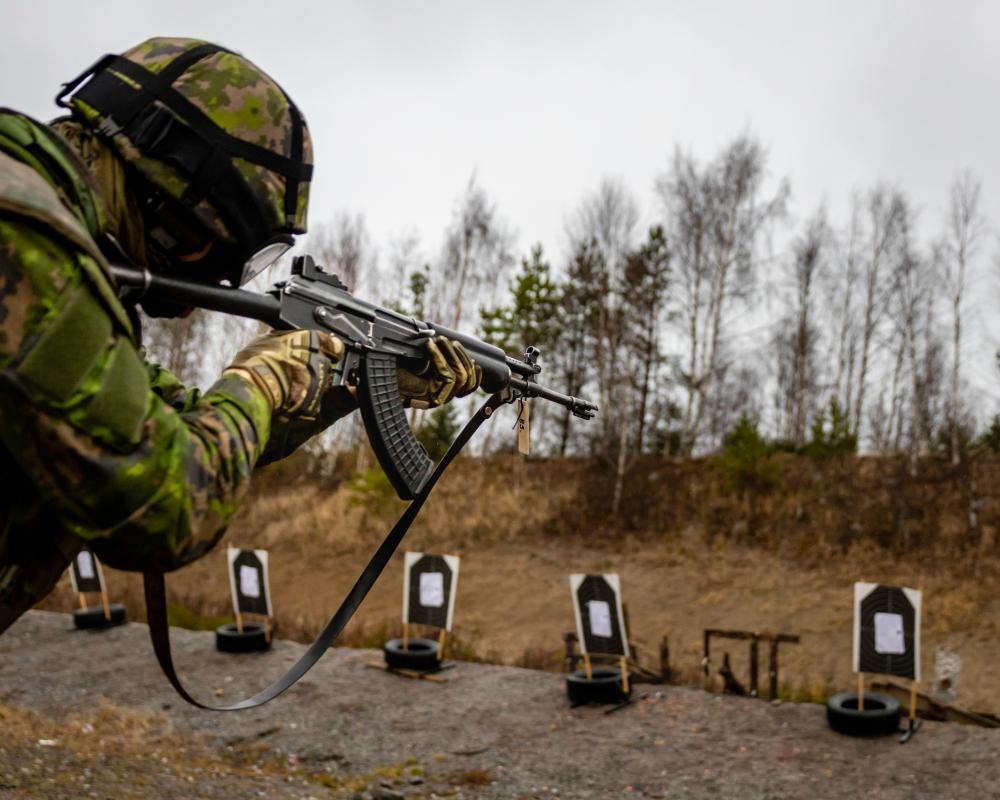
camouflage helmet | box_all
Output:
[57,37,312,285]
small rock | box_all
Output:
[372,785,404,800]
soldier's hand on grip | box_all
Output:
[223,330,343,422]
[398,336,482,409]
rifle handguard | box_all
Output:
[357,352,434,500]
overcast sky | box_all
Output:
[4,0,1000,401]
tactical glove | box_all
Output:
[398,336,482,409]
[223,329,344,422]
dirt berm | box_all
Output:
[1,611,997,799]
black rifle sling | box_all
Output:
[143,392,504,711]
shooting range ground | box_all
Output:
[4,610,1000,799]
[42,533,1000,712]
[34,452,1000,711]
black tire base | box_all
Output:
[215,622,270,653]
[384,638,441,671]
[566,667,631,705]
[73,603,127,630]
[827,691,901,737]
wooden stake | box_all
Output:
[857,672,865,711]
[236,610,244,635]
[659,635,671,682]
[583,653,593,681]
[263,616,271,643]
[622,602,633,654]
[909,678,918,721]
[403,622,410,652]
[437,627,447,660]
[620,655,630,694]
[100,587,111,621]
[78,593,87,611]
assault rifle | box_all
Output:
[111,255,597,499]
[114,254,596,710]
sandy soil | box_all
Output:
[2,611,999,800]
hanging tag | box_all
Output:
[516,399,531,455]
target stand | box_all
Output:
[69,549,126,629]
[567,574,632,706]
[828,582,922,743]
[372,552,460,680]
[217,547,273,653]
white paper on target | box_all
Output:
[874,611,905,654]
[419,572,445,607]
[588,600,613,638]
[77,551,95,580]
[239,565,261,599]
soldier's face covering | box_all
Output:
[50,119,151,268]
[54,120,228,318]
[53,119,231,286]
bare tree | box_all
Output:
[566,178,640,271]
[310,212,376,293]
[561,178,645,513]
[440,173,513,330]
[774,209,829,445]
[823,194,863,413]
[706,355,762,448]
[880,216,946,458]
[657,133,787,454]
[565,178,640,457]
[622,226,671,454]
[554,239,602,457]
[383,230,423,310]
[937,171,987,462]
[852,186,908,439]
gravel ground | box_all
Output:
[1,611,998,799]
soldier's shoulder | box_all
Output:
[0,148,103,264]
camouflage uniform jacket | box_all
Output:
[0,109,273,633]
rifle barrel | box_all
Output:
[110,266,285,329]
[110,265,596,418]
[509,376,597,419]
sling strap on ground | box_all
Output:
[143,391,505,711]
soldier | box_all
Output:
[0,38,480,633]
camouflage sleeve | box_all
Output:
[0,215,273,573]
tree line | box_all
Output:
[144,131,999,494]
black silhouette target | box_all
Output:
[570,574,629,657]
[853,582,921,680]
[69,549,104,594]
[227,547,272,617]
[402,552,460,630]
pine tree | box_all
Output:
[480,244,561,357]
